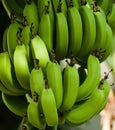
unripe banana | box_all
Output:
[65,86,106,125]
[2,93,28,117]
[30,35,50,69]
[60,62,79,111]
[77,3,96,63]
[1,0,23,21]
[0,52,27,95]
[77,54,100,102]
[30,59,45,98]
[41,86,58,126]
[23,1,39,33]
[0,80,19,96]
[46,60,63,109]
[96,80,111,114]
[14,43,30,90]
[67,1,82,57]
[7,22,20,61]
[107,3,115,27]
[55,5,69,60]
[100,23,113,62]
[91,9,107,53]
[27,100,46,129]
[98,0,113,15]
[21,23,33,69]
[38,2,53,52]
[37,0,54,27]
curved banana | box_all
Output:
[76,3,96,63]
[55,8,69,60]
[0,51,27,95]
[1,0,23,21]
[21,24,32,68]
[37,0,54,26]
[38,2,53,53]
[67,1,82,57]
[91,9,107,55]
[2,93,28,117]
[3,26,8,51]
[46,60,63,109]
[96,80,111,114]
[41,87,58,126]
[100,23,113,62]
[65,85,106,125]
[107,3,115,27]
[27,100,46,129]
[14,43,30,90]
[30,59,45,98]
[51,0,67,17]
[0,80,20,96]
[60,62,79,111]
[23,1,39,33]
[7,22,21,62]
[4,0,23,14]
[30,35,50,69]
[98,0,113,15]
[76,54,100,102]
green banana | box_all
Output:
[23,0,39,33]
[0,51,27,95]
[107,3,115,27]
[30,35,50,69]
[100,23,113,62]
[14,43,30,90]
[46,59,63,109]
[2,26,8,51]
[76,3,96,63]
[2,93,28,117]
[55,3,69,60]
[21,23,31,47]
[4,0,23,14]
[91,9,107,56]
[76,54,100,102]
[0,80,20,96]
[21,24,32,67]
[96,80,111,114]
[65,85,106,125]
[98,0,113,15]
[67,0,82,57]
[1,0,23,21]
[30,59,45,98]
[51,0,67,17]
[38,2,53,53]
[7,21,21,62]
[27,100,46,129]
[37,0,54,26]
[60,61,79,111]
[41,86,58,126]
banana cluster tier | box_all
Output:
[0,0,115,129]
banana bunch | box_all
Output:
[0,0,115,129]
